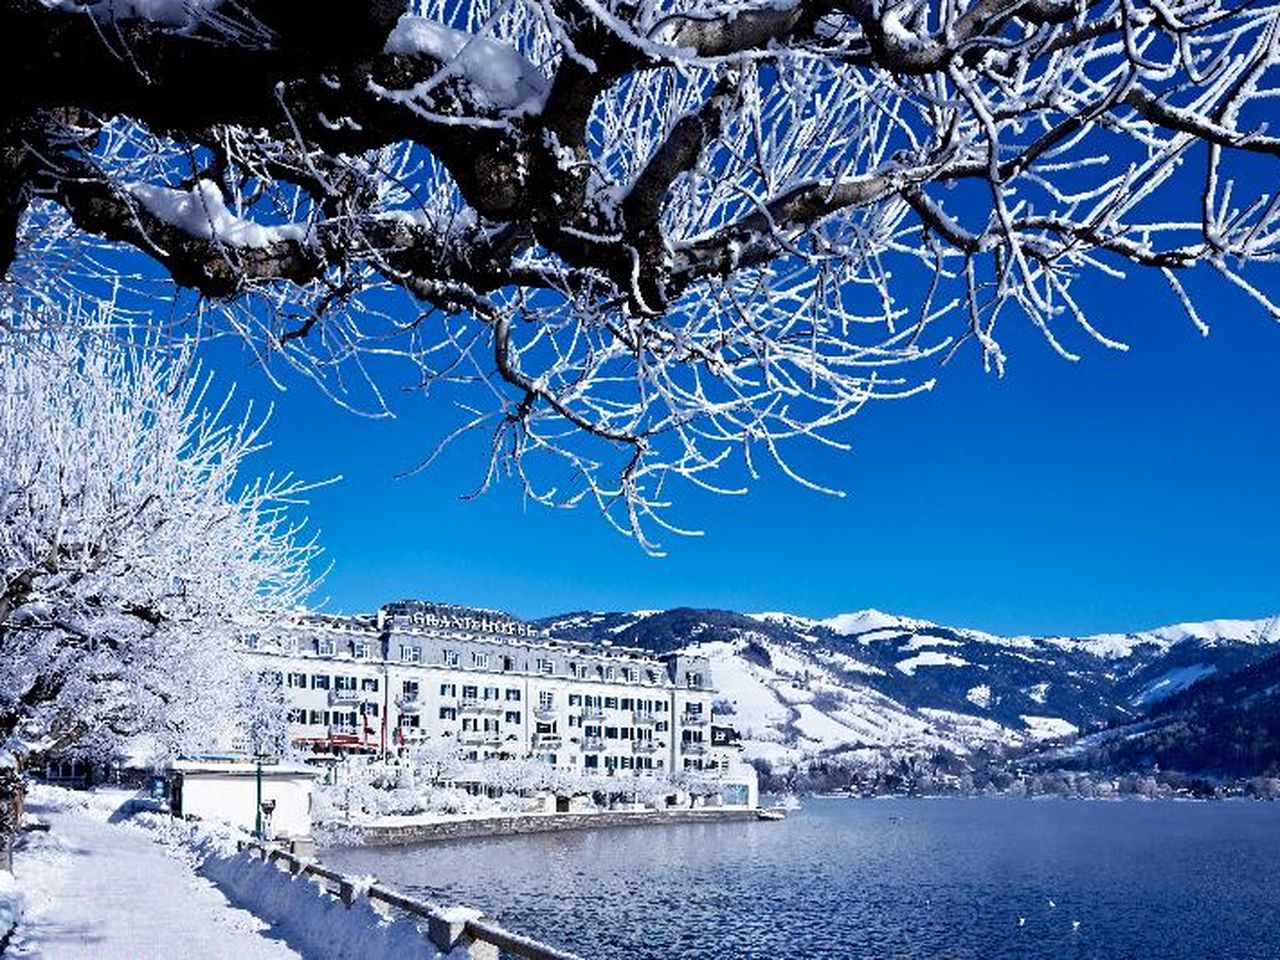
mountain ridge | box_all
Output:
[532,606,1280,784]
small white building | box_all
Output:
[170,758,319,840]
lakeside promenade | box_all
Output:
[8,789,300,959]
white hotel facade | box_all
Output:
[246,600,747,789]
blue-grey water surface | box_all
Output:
[323,798,1280,959]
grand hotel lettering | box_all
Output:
[407,613,538,637]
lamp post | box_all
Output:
[254,755,263,840]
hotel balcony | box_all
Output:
[328,689,361,706]
[395,695,422,713]
[681,742,708,755]
[533,733,563,750]
[581,736,605,753]
[632,740,660,754]
[461,698,503,714]
[534,706,558,721]
[632,712,657,725]
[681,712,710,727]
[580,707,605,721]
[458,731,486,745]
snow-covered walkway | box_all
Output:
[7,789,302,959]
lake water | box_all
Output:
[323,798,1280,959]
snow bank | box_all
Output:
[201,854,452,960]
[0,870,21,944]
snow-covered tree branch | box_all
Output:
[2,0,1278,547]
[0,319,321,765]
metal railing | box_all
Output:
[632,711,657,725]
[580,736,605,752]
[681,741,708,755]
[632,740,659,753]
[237,841,582,960]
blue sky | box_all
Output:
[196,257,1280,638]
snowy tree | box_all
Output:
[0,318,320,767]
[2,0,1278,546]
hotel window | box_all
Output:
[484,686,499,700]
[686,702,703,715]
[473,652,490,669]
[646,669,658,683]
[504,711,521,724]
[567,715,579,728]
[335,675,358,692]
[400,714,420,728]
[401,645,422,663]
[462,685,478,699]
[620,698,633,710]
[568,694,582,707]
[583,754,599,770]
[440,682,456,697]
[538,691,554,711]
[362,702,379,717]
[352,641,369,659]
[604,667,615,681]
[622,668,636,682]
[403,680,420,699]
[316,639,335,656]
[686,672,702,689]
[439,707,457,721]
[311,674,330,690]
[288,708,307,723]
[656,721,669,732]
[536,658,554,675]
[605,727,618,739]
[604,697,618,709]
[443,649,459,666]
[287,672,307,688]
[361,678,379,692]
[309,710,325,725]
[501,656,515,672]
[505,688,521,701]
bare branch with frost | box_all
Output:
[0,0,1277,547]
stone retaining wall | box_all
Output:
[351,807,760,846]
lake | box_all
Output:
[322,798,1280,959]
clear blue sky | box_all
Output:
[198,261,1280,638]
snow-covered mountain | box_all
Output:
[534,608,1280,773]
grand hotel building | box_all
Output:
[245,600,745,784]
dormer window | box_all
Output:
[316,639,335,657]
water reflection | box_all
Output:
[324,799,1280,959]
